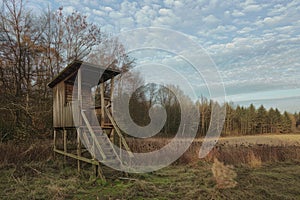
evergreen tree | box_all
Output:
[256,105,268,134]
[281,111,292,133]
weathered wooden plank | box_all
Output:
[81,111,106,159]
[104,106,134,157]
[53,129,57,159]
[63,129,67,162]
[100,83,105,127]
[54,149,99,165]
[77,128,81,173]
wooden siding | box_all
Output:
[65,83,74,104]
[53,81,81,128]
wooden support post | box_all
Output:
[77,128,81,173]
[98,165,105,181]
[110,129,115,143]
[78,68,82,108]
[94,162,106,181]
[94,164,98,177]
[63,129,67,163]
[119,137,122,160]
[100,82,105,127]
[110,77,114,103]
[93,164,105,181]
[53,129,57,159]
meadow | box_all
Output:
[1,134,300,200]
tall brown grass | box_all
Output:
[205,144,300,166]
[0,140,52,166]
[2,137,300,168]
[212,158,237,189]
[127,138,300,167]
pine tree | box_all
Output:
[281,111,292,133]
[256,105,268,134]
[247,104,256,134]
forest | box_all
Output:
[0,0,299,143]
[128,83,298,137]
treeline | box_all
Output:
[219,103,294,136]
[128,83,298,137]
[0,0,131,141]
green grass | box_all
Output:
[1,159,300,200]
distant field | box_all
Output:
[211,134,300,146]
[136,134,300,147]
[141,134,300,146]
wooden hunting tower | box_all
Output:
[48,60,133,179]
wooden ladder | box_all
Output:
[80,110,122,167]
[104,103,133,158]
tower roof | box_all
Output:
[48,60,120,88]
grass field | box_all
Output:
[1,134,300,199]
[1,160,300,199]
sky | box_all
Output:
[29,0,300,113]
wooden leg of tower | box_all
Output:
[100,83,105,127]
[94,164,105,181]
[110,129,115,143]
[63,129,67,163]
[119,137,122,160]
[77,128,81,173]
[53,129,57,159]
[98,165,105,181]
[94,164,98,177]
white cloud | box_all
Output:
[268,4,287,16]
[263,15,285,26]
[135,5,158,26]
[92,9,105,16]
[237,27,254,34]
[202,14,220,25]
[109,11,123,19]
[231,10,245,17]
[63,6,76,13]
[159,8,172,16]
[103,6,113,12]
[83,0,98,7]
[243,4,262,12]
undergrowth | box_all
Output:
[1,139,300,199]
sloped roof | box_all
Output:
[48,60,120,88]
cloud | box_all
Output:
[202,14,220,25]
[243,4,262,12]
[92,9,105,16]
[159,8,172,15]
[231,10,245,17]
[135,6,157,26]
[63,6,76,13]
[152,8,180,27]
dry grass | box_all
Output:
[127,135,300,167]
[1,137,300,199]
[210,134,300,146]
[246,151,262,168]
[0,140,52,166]
[204,144,300,167]
[212,158,237,189]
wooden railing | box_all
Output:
[81,110,106,160]
[104,105,134,157]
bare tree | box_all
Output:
[0,0,45,131]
